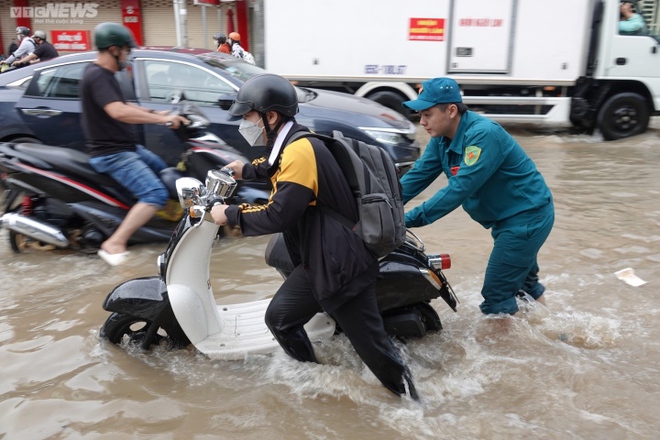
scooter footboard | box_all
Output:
[192,299,335,360]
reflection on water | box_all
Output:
[1,121,660,439]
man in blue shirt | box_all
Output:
[400,77,554,316]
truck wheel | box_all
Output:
[367,90,412,119]
[596,93,650,141]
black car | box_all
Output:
[0,49,420,168]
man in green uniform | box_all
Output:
[400,77,554,316]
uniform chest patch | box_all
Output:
[464,146,481,166]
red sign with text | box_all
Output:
[409,18,445,41]
[122,0,144,46]
[51,30,91,52]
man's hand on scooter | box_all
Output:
[225,160,245,179]
[163,113,189,129]
[211,203,229,226]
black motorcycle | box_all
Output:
[265,229,458,338]
[0,101,269,253]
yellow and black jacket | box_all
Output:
[225,124,377,312]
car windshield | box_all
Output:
[197,54,315,103]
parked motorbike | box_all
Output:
[99,168,458,359]
[0,101,269,253]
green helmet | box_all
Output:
[94,22,137,50]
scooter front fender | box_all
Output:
[167,283,213,345]
[102,276,170,321]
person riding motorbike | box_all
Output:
[210,73,418,400]
[1,27,36,68]
[80,22,188,266]
[213,32,231,54]
[12,30,59,66]
[227,32,249,60]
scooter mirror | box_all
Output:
[176,177,206,209]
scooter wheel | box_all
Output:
[100,312,189,350]
[414,302,443,332]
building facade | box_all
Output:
[1,0,254,59]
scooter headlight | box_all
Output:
[176,177,206,209]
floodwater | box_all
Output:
[1,120,660,439]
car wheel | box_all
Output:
[596,93,650,141]
[367,90,412,120]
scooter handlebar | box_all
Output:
[206,196,226,209]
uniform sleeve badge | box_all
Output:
[464,146,481,166]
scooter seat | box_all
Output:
[14,143,119,187]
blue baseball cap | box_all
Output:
[403,77,462,111]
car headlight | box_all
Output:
[360,128,408,145]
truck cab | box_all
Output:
[572,0,660,139]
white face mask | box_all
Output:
[238,118,266,147]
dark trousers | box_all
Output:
[265,265,416,398]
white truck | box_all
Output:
[256,0,660,140]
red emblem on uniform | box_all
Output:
[450,166,459,176]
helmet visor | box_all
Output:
[227,99,254,117]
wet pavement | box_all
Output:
[1,120,660,439]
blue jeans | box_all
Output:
[89,145,169,208]
[480,202,555,315]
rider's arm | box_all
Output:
[14,52,37,65]
[104,101,186,127]
[4,40,34,64]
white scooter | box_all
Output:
[100,169,457,358]
[100,168,335,358]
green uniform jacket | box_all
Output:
[401,111,552,229]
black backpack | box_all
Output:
[289,130,405,258]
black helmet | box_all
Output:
[213,33,227,44]
[94,22,137,50]
[16,26,30,36]
[228,74,299,118]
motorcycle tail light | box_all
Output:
[428,254,451,270]
[21,195,33,215]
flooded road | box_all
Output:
[2,120,660,439]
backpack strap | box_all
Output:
[287,131,357,231]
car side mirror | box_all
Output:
[217,95,235,111]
